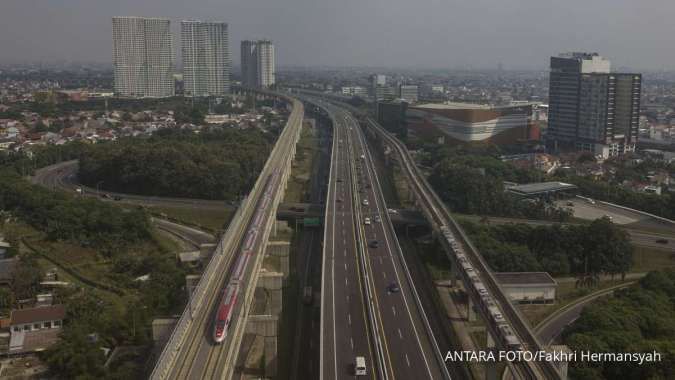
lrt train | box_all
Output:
[439,225,523,351]
[213,170,280,344]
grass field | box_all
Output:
[632,246,675,272]
[285,121,319,203]
[144,205,233,232]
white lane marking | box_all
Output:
[406,353,411,367]
[392,306,396,316]
[383,271,387,279]
[346,295,350,302]
[348,314,352,325]
[343,250,346,257]
[379,257,383,264]
[345,277,348,286]
[398,329,403,339]
[344,263,347,271]
[350,338,354,350]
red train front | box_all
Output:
[213,283,239,343]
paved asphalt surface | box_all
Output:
[322,109,375,379]
[31,160,231,210]
[461,215,675,252]
[322,104,444,379]
[536,281,636,345]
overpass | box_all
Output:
[299,90,564,380]
[150,89,304,379]
[277,202,428,227]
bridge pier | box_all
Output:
[467,296,477,322]
[485,333,497,380]
[550,345,571,380]
[450,261,458,288]
[265,241,291,280]
[257,271,284,315]
[245,315,279,378]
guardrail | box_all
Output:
[365,117,560,380]
[150,91,304,379]
[353,115,452,380]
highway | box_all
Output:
[458,215,675,252]
[321,106,376,379]
[320,99,447,380]
[31,160,230,211]
[359,114,561,380]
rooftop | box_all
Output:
[505,181,578,196]
[495,272,557,285]
[11,304,66,326]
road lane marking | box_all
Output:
[348,314,352,325]
[392,306,396,316]
[406,354,410,367]
[398,329,403,339]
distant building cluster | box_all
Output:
[111,17,277,98]
[241,40,276,88]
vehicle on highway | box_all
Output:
[362,199,369,206]
[387,208,398,214]
[387,282,400,293]
[369,240,379,248]
[374,215,381,223]
[588,198,596,205]
[364,217,371,225]
[113,196,122,201]
[337,178,343,183]
[360,154,365,160]
[100,193,112,199]
[656,238,669,244]
[337,198,343,203]
[566,201,574,206]
[603,215,613,222]
[355,356,366,376]
[75,187,82,194]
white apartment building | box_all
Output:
[113,17,174,98]
[181,20,231,97]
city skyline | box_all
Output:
[1,0,674,70]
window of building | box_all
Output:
[23,325,30,331]
[44,322,52,328]
[34,323,41,330]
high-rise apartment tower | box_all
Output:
[240,40,276,88]
[112,17,174,98]
[181,20,230,97]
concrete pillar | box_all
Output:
[550,345,571,380]
[450,261,458,288]
[467,296,477,322]
[199,243,216,260]
[485,333,497,380]
[258,271,284,315]
[266,241,291,278]
[151,318,178,345]
[246,315,279,378]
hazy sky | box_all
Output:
[1,0,674,70]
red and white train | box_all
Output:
[213,170,280,344]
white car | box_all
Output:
[362,199,369,206]
[364,217,371,225]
